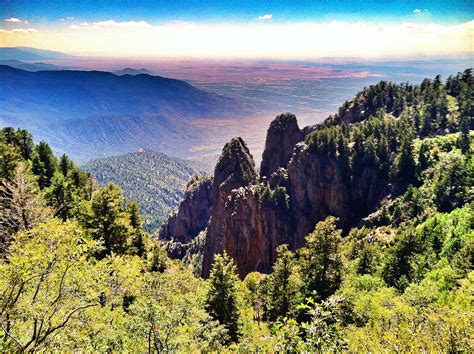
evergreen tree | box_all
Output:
[205,252,241,343]
[59,154,72,177]
[392,136,417,193]
[127,201,146,257]
[458,114,471,154]
[82,182,135,258]
[299,216,343,300]
[32,141,57,188]
[262,245,300,321]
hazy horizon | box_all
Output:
[1,0,472,59]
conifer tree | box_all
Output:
[299,216,343,300]
[262,244,300,321]
[32,141,57,188]
[393,136,417,193]
[83,182,135,258]
[458,114,471,154]
[205,252,241,343]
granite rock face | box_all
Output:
[201,137,258,277]
[260,113,304,179]
[287,142,352,247]
[158,176,213,258]
[212,180,293,277]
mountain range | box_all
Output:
[113,67,152,76]
[0,64,247,163]
[0,46,74,61]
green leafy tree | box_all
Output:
[0,219,103,351]
[205,252,241,343]
[243,271,266,323]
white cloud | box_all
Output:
[0,28,38,33]
[5,17,23,23]
[258,14,272,20]
[413,9,422,13]
[69,20,151,30]
[2,20,472,58]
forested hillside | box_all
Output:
[0,70,472,351]
[83,149,207,231]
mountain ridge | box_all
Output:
[82,149,208,232]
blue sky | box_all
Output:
[1,0,472,25]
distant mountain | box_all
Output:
[0,65,246,162]
[0,46,73,61]
[0,65,238,121]
[82,149,208,232]
[0,47,47,61]
[14,46,73,59]
[114,67,152,75]
[0,60,73,72]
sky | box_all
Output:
[0,0,472,59]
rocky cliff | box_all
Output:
[201,137,258,276]
[260,113,303,178]
[160,113,359,277]
[160,112,391,278]
[158,176,213,258]
[287,142,352,247]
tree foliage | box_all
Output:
[205,252,242,343]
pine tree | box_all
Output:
[83,182,134,258]
[393,136,417,193]
[458,114,471,154]
[127,201,146,257]
[299,216,343,300]
[32,141,57,188]
[59,154,72,176]
[262,244,300,321]
[205,252,241,343]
